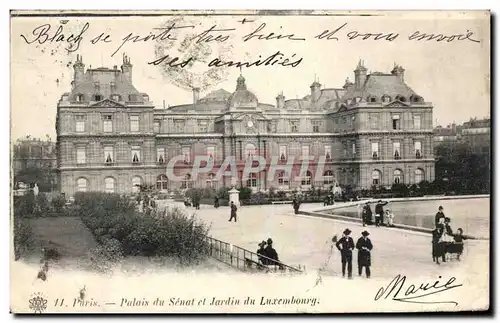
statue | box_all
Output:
[33,183,39,197]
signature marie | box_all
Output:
[374,274,463,306]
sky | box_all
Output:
[10,11,490,141]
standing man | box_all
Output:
[362,202,373,227]
[375,200,388,226]
[229,201,238,222]
[435,206,446,227]
[335,228,355,279]
[356,231,373,278]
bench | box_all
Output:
[244,257,267,270]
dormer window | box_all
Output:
[369,97,377,103]
[111,94,121,101]
[411,95,423,103]
[94,94,103,101]
[382,95,391,103]
[396,95,407,102]
[142,94,149,101]
[74,94,85,102]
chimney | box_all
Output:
[121,53,133,83]
[73,54,85,84]
[391,63,405,82]
[276,92,285,109]
[343,78,354,91]
[192,87,200,104]
[354,59,367,89]
[310,81,321,103]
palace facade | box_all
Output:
[56,55,435,196]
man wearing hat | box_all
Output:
[435,206,445,227]
[228,201,238,222]
[264,238,279,265]
[335,228,355,278]
[256,241,267,264]
[356,231,374,278]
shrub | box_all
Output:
[51,194,66,213]
[217,187,230,199]
[76,193,211,266]
[238,186,253,201]
[14,191,36,218]
[13,218,35,260]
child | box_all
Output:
[385,209,395,227]
[453,228,467,260]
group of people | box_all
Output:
[432,206,467,264]
[335,228,374,279]
[361,200,394,227]
[136,194,157,214]
[256,238,280,266]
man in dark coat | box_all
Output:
[356,231,373,278]
[374,200,388,226]
[228,201,237,222]
[335,228,355,278]
[256,240,267,264]
[214,196,219,208]
[435,206,445,227]
[292,197,301,214]
[432,227,444,264]
[264,238,279,265]
[362,203,373,226]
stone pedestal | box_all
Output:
[228,187,240,206]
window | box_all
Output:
[76,178,88,192]
[181,174,193,189]
[132,176,142,193]
[323,170,334,185]
[174,120,185,133]
[182,147,191,164]
[76,147,86,165]
[131,146,141,164]
[277,171,289,187]
[301,171,312,186]
[247,173,258,188]
[393,169,403,184]
[75,94,84,102]
[94,94,103,101]
[245,143,256,159]
[312,120,321,133]
[76,115,85,132]
[415,169,424,184]
[103,115,113,133]
[343,142,348,157]
[206,173,216,189]
[369,113,379,129]
[393,142,401,160]
[301,145,309,160]
[413,115,421,130]
[198,120,208,133]
[104,146,114,165]
[325,145,332,160]
[352,142,356,156]
[392,114,401,130]
[207,146,215,161]
[157,147,166,164]
[371,142,379,159]
[111,94,120,101]
[290,120,299,132]
[382,95,391,103]
[369,97,377,103]
[415,141,422,159]
[372,170,381,185]
[279,145,287,161]
[104,177,115,193]
[130,115,139,132]
[154,121,161,133]
[156,174,168,190]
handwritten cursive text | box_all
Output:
[20,22,90,53]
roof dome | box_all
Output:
[227,75,258,108]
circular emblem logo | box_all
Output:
[247,120,254,128]
[28,292,48,313]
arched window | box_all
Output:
[206,173,217,189]
[156,174,168,190]
[76,177,88,192]
[246,173,258,188]
[396,95,407,102]
[415,169,425,184]
[301,171,312,186]
[132,176,142,193]
[104,177,115,193]
[181,174,193,189]
[393,169,403,184]
[323,170,334,185]
[245,143,256,159]
[372,170,382,186]
[277,171,289,188]
[411,95,422,103]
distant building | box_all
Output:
[56,56,435,196]
[461,118,490,153]
[433,123,460,143]
[13,136,57,174]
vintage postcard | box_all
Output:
[10,10,490,314]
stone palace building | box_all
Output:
[56,55,435,196]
